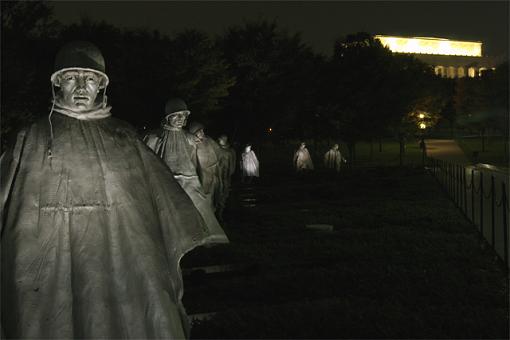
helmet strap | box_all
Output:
[47,85,57,162]
[102,86,108,108]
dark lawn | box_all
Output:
[182,165,509,339]
[457,136,509,168]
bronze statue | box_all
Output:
[1,42,221,339]
[324,143,347,172]
[144,99,228,241]
[216,134,237,219]
[294,142,314,172]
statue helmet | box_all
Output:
[50,41,109,87]
[218,134,229,146]
[165,98,190,118]
[188,121,204,135]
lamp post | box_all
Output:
[419,122,427,167]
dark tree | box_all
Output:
[164,29,235,132]
[325,33,398,161]
[1,1,60,150]
[455,61,509,153]
[324,33,446,165]
[217,20,322,144]
[58,21,234,131]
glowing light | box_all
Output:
[375,35,482,57]
[468,67,476,78]
[268,127,272,133]
[419,123,427,130]
[418,113,425,119]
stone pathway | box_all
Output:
[424,139,470,165]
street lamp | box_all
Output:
[419,121,427,167]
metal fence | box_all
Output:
[428,158,509,267]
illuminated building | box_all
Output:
[375,35,500,78]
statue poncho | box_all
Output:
[144,127,227,241]
[294,147,314,171]
[195,137,222,209]
[216,142,236,214]
[0,112,220,338]
[324,148,345,172]
[241,147,259,177]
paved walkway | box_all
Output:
[424,139,471,165]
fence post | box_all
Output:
[451,164,455,198]
[456,164,462,207]
[442,160,445,186]
[448,163,452,195]
[471,169,475,222]
[480,172,484,236]
[444,162,447,191]
[445,162,448,193]
[502,182,508,266]
[463,166,467,214]
[449,163,452,199]
[443,161,447,188]
[439,160,443,185]
[453,164,457,204]
[491,176,495,247]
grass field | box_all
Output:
[251,139,426,174]
[456,136,509,168]
[182,165,509,339]
[253,136,509,170]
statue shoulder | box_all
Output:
[142,128,165,151]
[183,131,196,144]
[143,127,163,139]
[208,138,222,152]
[106,117,143,140]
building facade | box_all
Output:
[375,35,500,78]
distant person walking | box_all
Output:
[324,143,346,172]
[294,142,314,172]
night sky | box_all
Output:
[52,1,509,57]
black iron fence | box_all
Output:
[428,158,509,268]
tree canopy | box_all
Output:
[3,2,504,156]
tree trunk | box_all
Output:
[379,138,383,152]
[369,139,374,160]
[506,137,509,163]
[347,142,356,166]
[481,128,486,152]
[399,136,405,167]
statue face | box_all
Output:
[245,145,251,152]
[57,70,102,112]
[300,143,306,149]
[194,129,205,141]
[333,144,339,150]
[218,135,228,146]
[167,112,188,129]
